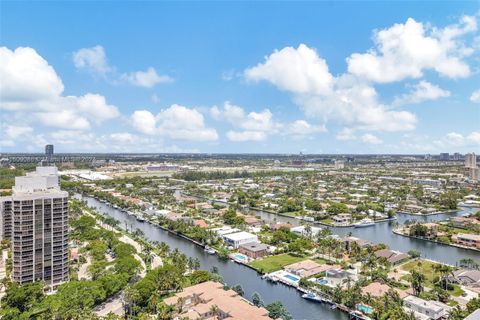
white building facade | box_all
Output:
[223,231,258,248]
[1,167,69,289]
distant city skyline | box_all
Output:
[1,2,479,154]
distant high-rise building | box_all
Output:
[470,168,480,181]
[453,152,462,161]
[334,160,345,170]
[45,144,54,162]
[465,153,477,169]
[0,166,69,289]
[439,153,450,161]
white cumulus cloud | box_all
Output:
[226,130,267,142]
[73,45,111,75]
[73,45,172,88]
[245,44,333,95]
[287,120,327,137]
[0,46,119,132]
[131,104,218,141]
[393,81,451,106]
[211,101,326,141]
[0,47,64,104]
[361,133,383,145]
[75,93,120,122]
[336,127,356,141]
[121,67,173,88]
[347,16,477,83]
[434,131,480,148]
[470,89,480,103]
[245,44,418,133]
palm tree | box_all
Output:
[439,265,453,290]
[209,304,220,318]
[158,242,170,257]
[304,224,312,239]
[176,296,186,314]
[156,302,174,320]
[410,270,425,296]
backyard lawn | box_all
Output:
[400,260,465,296]
[449,284,465,297]
[313,258,326,265]
[400,260,441,286]
[249,254,305,273]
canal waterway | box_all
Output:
[182,192,479,265]
[249,206,480,265]
[80,195,348,320]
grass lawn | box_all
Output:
[313,258,326,265]
[279,211,300,217]
[400,260,442,287]
[249,254,305,273]
[448,284,465,297]
[318,218,333,225]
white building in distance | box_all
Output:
[465,152,477,169]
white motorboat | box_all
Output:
[204,246,216,254]
[354,218,375,228]
[302,292,323,303]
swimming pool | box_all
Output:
[316,278,328,285]
[234,254,247,261]
[284,274,300,282]
[357,304,374,314]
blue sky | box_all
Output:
[1,1,479,154]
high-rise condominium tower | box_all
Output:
[0,166,69,289]
[465,153,477,169]
[45,144,54,162]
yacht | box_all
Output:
[354,218,375,228]
[302,292,323,303]
[204,246,216,255]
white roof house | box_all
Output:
[404,296,451,320]
[212,226,240,236]
[223,231,258,248]
[291,226,322,237]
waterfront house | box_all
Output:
[223,231,258,249]
[195,202,214,210]
[212,226,240,236]
[450,217,479,229]
[291,225,322,237]
[239,242,269,259]
[244,216,263,227]
[284,259,325,278]
[374,249,410,265]
[403,295,451,320]
[344,236,371,251]
[145,208,171,216]
[165,212,184,221]
[451,233,480,249]
[448,269,480,287]
[193,219,209,228]
[269,222,292,230]
[164,281,270,320]
[324,268,359,288]
[361,282,408,299]
[332,213,352,224]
